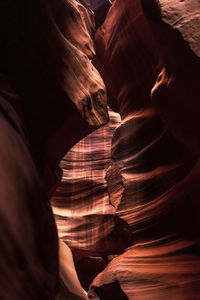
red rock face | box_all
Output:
[2,0,199,298]
[93,0,160,117]
[88,0,200,298]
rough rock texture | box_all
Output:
[155,0,200,57]
[88,0,200,299]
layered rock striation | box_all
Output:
[52,108,121,253]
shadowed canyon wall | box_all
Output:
[0,0,108,298]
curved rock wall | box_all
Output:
[89,0,200,299]
[0,1,109,298]
[52,108,121,252]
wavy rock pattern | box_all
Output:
[52,108,121,252]
[57,0,108,127]
[89,0,200,298]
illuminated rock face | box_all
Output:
[57,0,108,127]
[145,0,200,58]
[88,0,200,298]
[52,108,125,253]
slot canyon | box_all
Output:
[0,0,200,299]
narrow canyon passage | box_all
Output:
[0,0,200,299]
[52,0,200,299]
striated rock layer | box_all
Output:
[52,108,121,253]
[89,0,200,299]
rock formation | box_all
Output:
[0,75,58,298]
[0,0,108,298]
[87,0,200,299]
[142,0,200,154]
[1,0,200,298]
[52,108,121,253]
